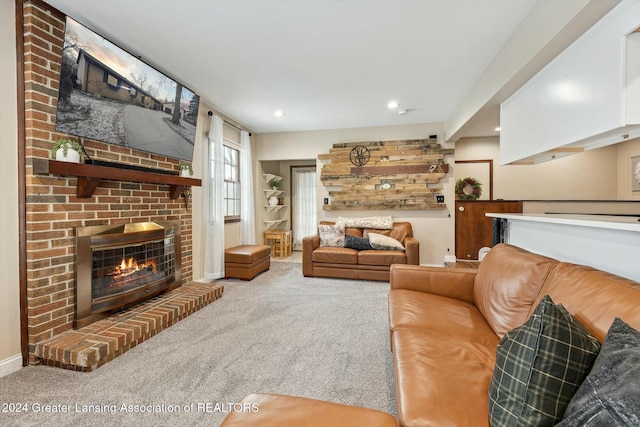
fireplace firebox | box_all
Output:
[75,221,181,328]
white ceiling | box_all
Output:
[45,0,540,135]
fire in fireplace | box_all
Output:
[75,221,181,328]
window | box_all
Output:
[105,73,119,88]
[224,145,240,221]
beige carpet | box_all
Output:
[0,262,396,426]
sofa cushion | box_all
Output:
[312,247,358,264]
[388,290,499,348]
[344,227,363,238]
[318,224,345,247]
[557,318,640,427]
[220,393,398,427]
[343,235,373,251]
[363,221,413,245]
[531,262,640,342]
[358,249,406,266]
[489,295,601,427]
[473,244,556,337]
[368,233,405,251]
[393,328,496,427]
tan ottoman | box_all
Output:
[224,245,271,280]
[220,393,398,427]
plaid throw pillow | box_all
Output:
[489,295,601,427]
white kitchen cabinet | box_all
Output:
[500,0,640,165]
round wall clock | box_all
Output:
[349,146,370,166]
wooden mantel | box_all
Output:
[32,159,202,199]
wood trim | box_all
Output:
[16,0,28,366]
[454,159,494,200]
[32,159,202,199]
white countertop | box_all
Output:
[486,213,640,232]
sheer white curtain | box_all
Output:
[239,130,255,244]
[202,114,225,280]
[292,168,317,250]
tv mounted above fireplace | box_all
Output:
[54,17,200,162]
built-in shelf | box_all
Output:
[262,174,284,185]
[32,159,202,199]
[263,189,284,199]
[264,219,287,230]
[262,173,288,231]
[264,205,287,214]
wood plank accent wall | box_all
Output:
[320,139,454,210]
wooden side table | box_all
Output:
[264,229,292,259]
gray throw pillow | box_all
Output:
[343,235,373,251]
[556,318,640,427]
[489,295,601,427]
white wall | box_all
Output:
[255,123,455,266]
[616,137,640,200]
[0,0,23,377]
[455,136,620,200]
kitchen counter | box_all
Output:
[485,213,640,282]
[486,213,640,232]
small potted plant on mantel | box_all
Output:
[51,138,84,163]
[179,162,193,177]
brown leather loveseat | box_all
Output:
[302,220,419,281]
[388,243,640,426]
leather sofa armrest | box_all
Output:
[302,235,320,276]
[390,264,476,304]
[404,236,419,265]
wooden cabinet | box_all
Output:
[455,200,523,260]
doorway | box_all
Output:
[291,166,317,251]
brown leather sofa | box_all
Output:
[220,393,398,427]
[388,243,640,427]
[302,221,419,281]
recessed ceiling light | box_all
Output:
[398,109,408,115]
[387,101,399,109]
[274,110,285,117]
[494,127,501,132]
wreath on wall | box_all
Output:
[455,177,482,200]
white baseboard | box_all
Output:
[0,354,23,378]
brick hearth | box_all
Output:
[34,282,223,372]
[21,0,201,366]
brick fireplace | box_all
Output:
[21,0,219,369]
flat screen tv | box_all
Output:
[55,17,200,162]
